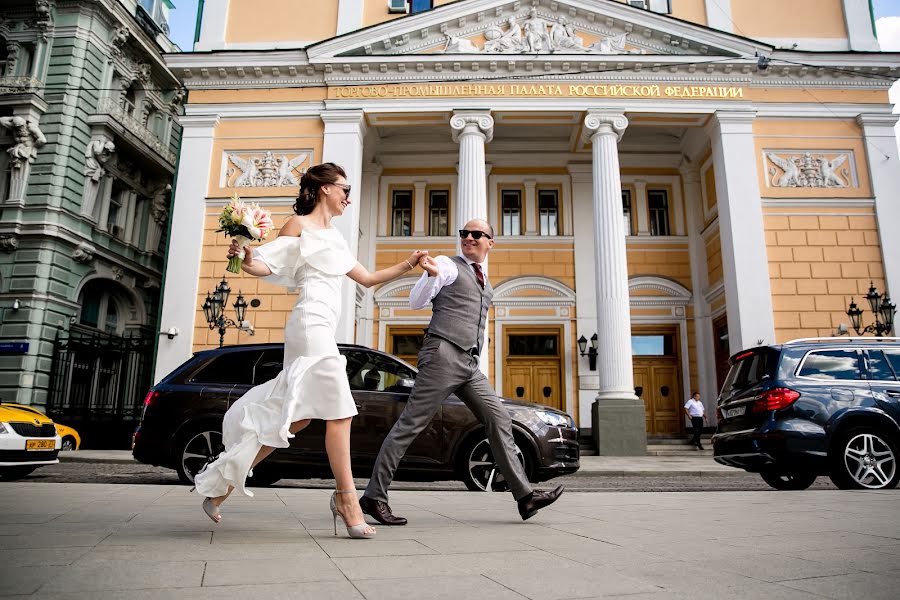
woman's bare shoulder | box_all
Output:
[279,215,304,237]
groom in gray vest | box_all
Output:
[360,218,564,525]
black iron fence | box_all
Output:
[48,326,155,449]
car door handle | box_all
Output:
[886,390,900,398]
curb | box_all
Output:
[59,454,745,477]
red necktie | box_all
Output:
[472,263,485,289]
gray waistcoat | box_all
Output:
[427,255,493,354]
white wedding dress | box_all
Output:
[193,227,358,499]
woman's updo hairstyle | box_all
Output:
[293,162,347,215]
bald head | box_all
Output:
[460,218,494,263]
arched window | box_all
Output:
[78,281,122,335]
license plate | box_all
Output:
[723,406,746,419]
[25,439,55,451]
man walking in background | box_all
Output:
[684,392,706,450]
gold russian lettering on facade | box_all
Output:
[330,83,743,100]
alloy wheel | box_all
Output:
[466,438,525,492]
[843,432,896,489]
[181,429,224,484]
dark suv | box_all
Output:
[713,337,900,490]
[134,343,579,490]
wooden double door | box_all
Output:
[501,327,564,411]
[633,357,682,435]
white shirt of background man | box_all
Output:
[684,398,705,418]
[408,254,488,309]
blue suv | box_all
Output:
[713,338,900,490]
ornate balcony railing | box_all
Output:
[94,97,177,165]
[0,76,44,96]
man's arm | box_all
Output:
[409,255,458,310]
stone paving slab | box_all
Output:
[1,483,898,599]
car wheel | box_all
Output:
[759,469,817,491]
[459,435,530,492]
[0,466,38,480]
[61,436,77,451]
[175,424,225,486]
[829,427,900,490]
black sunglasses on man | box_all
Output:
[459,229,492,240]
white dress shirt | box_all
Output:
[684,398,705,418]
[408,255,487,310]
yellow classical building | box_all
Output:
[155,0,900,453]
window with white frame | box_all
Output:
[428,189,449,236]
[391,189,413,236]
[622,189,633,236]
[648,189,671,236]
[628,0,672,13]
[501,189,522,236]
[538,189,559,236]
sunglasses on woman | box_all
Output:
[459,229,492,240]
[334,183,351,197]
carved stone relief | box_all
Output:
[442,8,638,55]
[110,26,130,62]
[0,235,19,252]
[72,241,96,264]
[764,151,856,189]
[224,150,311,188]
[81,137,115,219]
[0,116,46,203]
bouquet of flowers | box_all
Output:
[217,194,274,273]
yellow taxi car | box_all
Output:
[0,402,61,480]
[5,403,80,451]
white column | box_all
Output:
[451,109,493,374]
[451,110,493,228]
[844,0,880,51]
[710,111,775,353]
[322,110,366,344]
[634,179,649,235]
[584,111,636,402]
[357,163,382,347]
[336,0,365,35]
[413,180,427,236]
[705,0,733,33]
[858,114,900,300]
[194,0,229,51]
[681,162,717,421]
[123,190,137,243]
[568,163,599,428]
[523,179,537,235]
[154,115,219,384]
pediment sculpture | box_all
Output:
[443,8,638,55]
[765,151,853,188]
[226,151,311,188]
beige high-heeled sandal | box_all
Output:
[330,490,375,539]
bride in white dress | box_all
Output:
[194,163,425,539]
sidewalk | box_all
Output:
[60,450,738,476]
[1,482,897,599]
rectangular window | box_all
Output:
[391,189,412,237]
[410,0,433,13]
[648,189,670,236]
[631,335,674,356]
[107,191,123,233]
[621,190,633,236]
[501,189,522,236]
[538,189,559,236]
[428,189,449,236]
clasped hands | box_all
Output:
[407,250,439,277]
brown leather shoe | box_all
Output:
[359,495,407,526]
[517,485,564,521]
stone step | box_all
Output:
[646,446,713,456]
[646,436,713,446]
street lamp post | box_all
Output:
[202,276,252,348]
[846,281,896,337]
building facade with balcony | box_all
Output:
[0,0,183,447]
[156,0,898,454]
